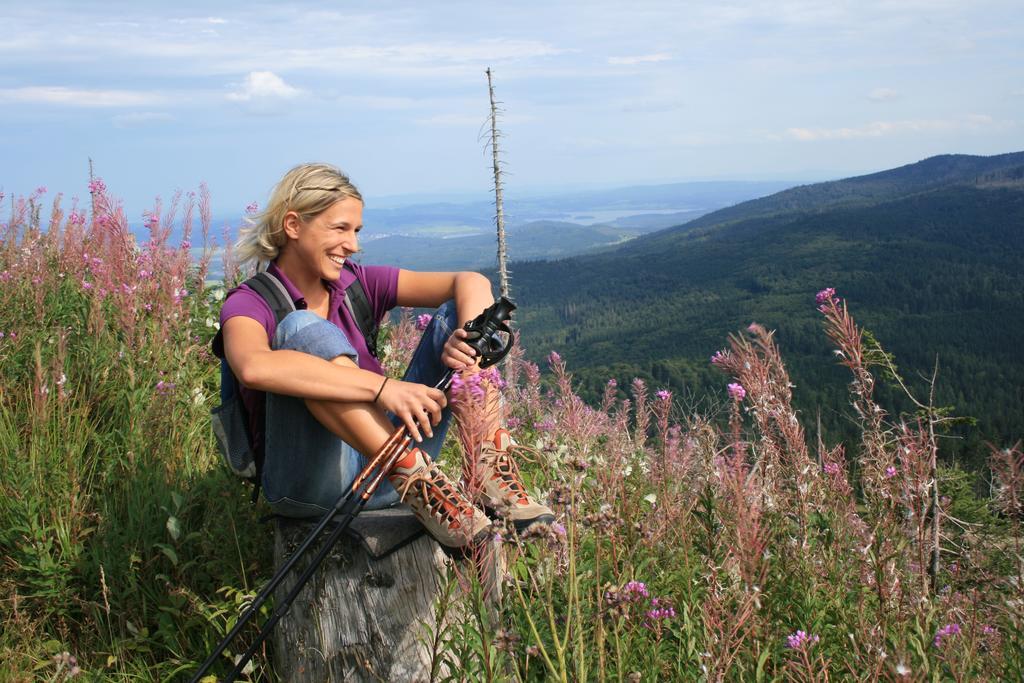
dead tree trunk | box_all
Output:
[270,510,503,682]
[271,510,449,682]
[486,68,511,300]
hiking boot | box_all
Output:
[469,429,556,532]
[388,448,492,549]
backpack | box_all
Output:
[210,264,380,501]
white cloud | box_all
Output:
[226,71,302,102]
[867,87,900,102]
[786,114,1009,141]
[608,53,672,66]
[0,86,164,107]
[170,17,227,25]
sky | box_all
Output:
[1,0,1022,218]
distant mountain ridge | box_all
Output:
[506,152,1024,465]
[671,151,1024,235]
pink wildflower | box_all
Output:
[548,350,562,365]
[607,378,617,388]
[88,178,107,194]
[823,462,841,475]
[785,630,820,650]
[415,313,432,330]
[155,380,177,395]
[551,522,566,536]
[621,580,650,600]
[727,383,746,401]
[506,416,522,430]
[534,418,555,432]
[645,605,676,623]
[655,389,671,402]
[815,288,836,305]
[0,271,10,282]
[710,350,727,366]
[884,466,897,479]
[245,201,259,214]
[934,623,960,648]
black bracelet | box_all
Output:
[373,376,388,403]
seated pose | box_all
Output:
[219,163,554,548]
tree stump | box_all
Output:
[270,508,500,682]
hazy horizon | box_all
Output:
[3,0,1021,218]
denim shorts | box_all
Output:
[262,302,457,517]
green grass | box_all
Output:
[2,183,1022,681]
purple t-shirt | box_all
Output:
[219,261,398,373]
[219,260,399,454]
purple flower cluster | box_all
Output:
[155,380,176,395]
[656,389,672,402]
[823,462,841,475]
[450,367,506,405]
[710,350,727,366]
[934,623,960,648]
[815,288,836,305]
[727,383,746,401]
[645,597,677,624]
[622,580,650,600]
[88,178,107,194]
[534,418,556,432]
[415,313,433,331]
[816,287,840,313]
[786,630,820,650]
[884,466,898,479]
[548,350,562,365]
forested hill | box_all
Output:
[670,151,1024,236]
[508,153,1024,467]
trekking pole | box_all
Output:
[190,297,516,682]
[188,413,416,682]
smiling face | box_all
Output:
[283,196,364,282]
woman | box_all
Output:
[220,163,553,548]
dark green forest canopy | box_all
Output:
[504,153,1024,468]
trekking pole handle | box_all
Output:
[462,296,516,368]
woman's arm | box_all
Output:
[396,270,496,370]
[396,270,494,326]
[223,316,447,437]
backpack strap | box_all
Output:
[211,271,295,359]
[342,263,381,358]
[246,271,295,326]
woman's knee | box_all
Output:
[273,310,358,363]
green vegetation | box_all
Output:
[508,154,1024,470]
[3,162,1023,680]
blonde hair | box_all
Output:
[236,163,363,265]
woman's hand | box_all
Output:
[441,328,479,371]
[376,377,447,443]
